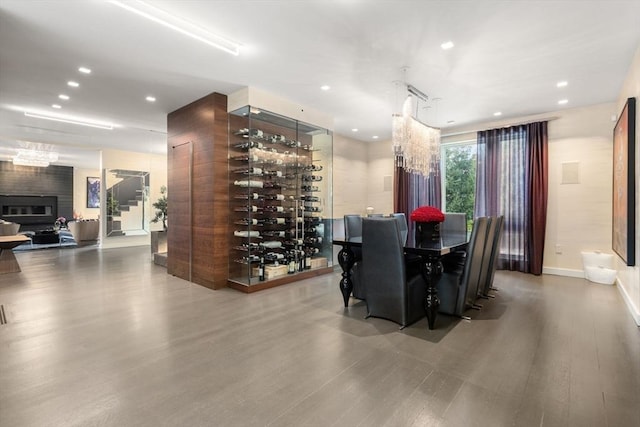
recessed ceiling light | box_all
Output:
[447,120,456,124]
[372,135,379,139]
[494,112,502,116]
[52,104,62,109]
[320,85,330,91]
[78,66,92,74]
[145,96,156,102]
[67,81,79,88]
[58,94,70,100]
[441,41,454,50]
[351,128,358,132]
[558,99,569,105]
[556,81,568,88]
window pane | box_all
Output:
[442,143,476,229]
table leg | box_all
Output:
[337,245,355,307]
[421,256,443,330]
[0,249,22,274]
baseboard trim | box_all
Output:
[542,267,585,278]
[615,278,640,326]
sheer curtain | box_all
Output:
[394,156,441,240]
[475,122,548,274]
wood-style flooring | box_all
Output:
[1,246,639,426]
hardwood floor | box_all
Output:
[1,246,639,426]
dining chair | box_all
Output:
[362,217,426,328]
[344,214,365,300]
[389,212,408,245]
[437,216,491,319]
[478,215,504,297]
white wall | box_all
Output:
[615,44,640,325]
[544,103,616,276]
[333,134,368,217]
[366,140,394,215]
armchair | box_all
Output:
[362,217,426,328]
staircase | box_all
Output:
[106,171,148,236]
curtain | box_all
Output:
[475,122,548,274]
[394,155,441,239]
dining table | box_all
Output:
[332,233,468,330]
[0,235,31,274]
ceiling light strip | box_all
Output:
[24,112,114,130]
[108,0,241,56]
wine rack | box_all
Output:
[228,106,333,287]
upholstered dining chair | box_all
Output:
[478,215,504,297]
[362,217,426,328]
[344,214,365,300]
[437,216,491,319]
[389,212,408,245]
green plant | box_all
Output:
[106,192,120,217]
[151,185,168,230]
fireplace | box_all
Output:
[0,195,58,226]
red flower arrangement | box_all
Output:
[409,206,444,223]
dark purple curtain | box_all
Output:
[528,122,548,275]
[475,122,548,274]
[394,155,442,239]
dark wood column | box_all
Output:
[167,92,229,289]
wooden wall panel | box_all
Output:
[167,92,229,289]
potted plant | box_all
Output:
[151,185,168,230]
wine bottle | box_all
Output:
[265,252,285,262]
[263,182,285,189]
[262,230,288,238]
[264,205,292,213]
[233,167,263,175]
[304,250,312,270]
[264,194,286,201]
[264,170,284,178]
[234,180,263,188]
[234,218,258,226]
[287,254,296,274]
[234,192,261,200]
[301,185,319,192]
[303,164,323,171]
[304,236,323,245]
[262,217,289,225]
[234,141,264,150]
[230,153,260,162]
[233,205,261,212]
[258,257,265,281]
[300,195,320,202]
[302,175,323,182]
[260,241,283,249]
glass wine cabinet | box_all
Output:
[228,106,333,287]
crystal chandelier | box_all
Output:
[12,148,59,167]
[392,86,441,176]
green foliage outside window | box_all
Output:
[444,144,476,231]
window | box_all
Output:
[441,141,476,230]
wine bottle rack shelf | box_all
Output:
[228,106,332,287]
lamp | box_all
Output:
[12,148,59,167]
[392,86,441,176]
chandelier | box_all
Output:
[12,148,59,167]
[392,85,441,176]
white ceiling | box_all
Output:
[1,0,640,169]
